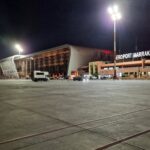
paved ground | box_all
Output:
[0,79,150,150]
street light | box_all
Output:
[15,44,23,55]
[108,5,122,79]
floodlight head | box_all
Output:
[108,4,122,21]
[113,5,118,13]
[108,7,113,14]
[116,13,122,20]
[112,14,117,21]
[15,44,23,55]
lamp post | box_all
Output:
[29,57,34,74]
[15,44,23,55]
[108,5,122,79]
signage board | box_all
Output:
[116,50,150,60]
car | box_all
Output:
[73,76,83,81]
[100,76,107,80]
[90,75,97,80]
[100,75,113,80]
[58,77,64,80]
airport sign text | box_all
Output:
[116,50,150,60]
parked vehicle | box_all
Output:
[90,75,97,80]
[31,71,49,82]
[100,75,113,80]
[73,76,83,81]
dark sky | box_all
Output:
[0,0,150,58]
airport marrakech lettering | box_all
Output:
[116,50,150,60]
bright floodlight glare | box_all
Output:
[15,44,23,53]
[108,5,122,21]
[113,5,118,13]
[112,14,116,21]
[116,13,122,19]
[108,7,113,14]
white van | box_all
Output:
[31,71,49,82]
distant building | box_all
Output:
[0,44,113,79]
[89,50,150,79]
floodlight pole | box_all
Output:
[113,19,117,79]
[19,50,21,56]
[108,5,121,79]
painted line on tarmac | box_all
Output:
[95,129,150,150]
[0,108,149,145]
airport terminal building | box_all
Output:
[1,44,150,79]
[89,50,150,79]
[0,44,113,79]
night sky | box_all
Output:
[0,0,150,58]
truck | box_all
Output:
[31,71,49,82]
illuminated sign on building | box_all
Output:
[116,50,150,60]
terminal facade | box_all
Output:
[0,44,113,79]
[89,50,150,79]
[0,44,150,79]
